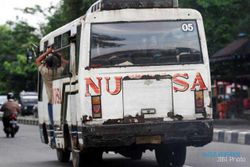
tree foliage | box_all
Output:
[42,0,96,35]
[0,22,39,94]
[180,0,250,54]
[0,0,250,94]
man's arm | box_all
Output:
[35,47,53,66]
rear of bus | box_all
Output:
[79,0,213,165]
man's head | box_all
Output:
[44,53,61,69]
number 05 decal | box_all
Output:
[182,23,194,32]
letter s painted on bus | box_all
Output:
[173,73,189,92]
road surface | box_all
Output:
[0,124,249,167]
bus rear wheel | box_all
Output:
[72,149,102,167]
[155,144,186,167]
[56,149,70,162]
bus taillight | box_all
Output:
[91,96,102,118]
[195,91,205,113]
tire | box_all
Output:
[129,150,142,160]
[56,149,70,162]
[72,149,103,167]
[119,148,142,160]
[155,145,186,167]
[88,150,103,163]
[42,124,49,144]
[11,132,15,138]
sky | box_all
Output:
[1,0,61,27]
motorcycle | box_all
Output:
[3,113,19,138]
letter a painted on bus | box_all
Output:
[105,76,122,95]
[85,77,102,96]
[190,73,207,91]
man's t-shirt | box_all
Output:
[38,64,64,104]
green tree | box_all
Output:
[0,21,39,94]
[3,54,37,93]
[180,0,250,55]
[42,0,96,35]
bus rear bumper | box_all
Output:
[80,120,213,148]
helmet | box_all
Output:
[7,92,14,100]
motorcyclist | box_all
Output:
[1,92,20,132]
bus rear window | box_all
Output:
[90,21,202,68]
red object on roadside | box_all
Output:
[217,102,227,119]
[217,102,227,113]
[243,98,250,109]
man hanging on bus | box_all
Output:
[35,47,68,145]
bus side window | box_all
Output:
[44,41,48,52]
[52,31,71,79]
[62,32,70,47]
[60,46,70,77]
[54,36,62,50]
[76,25,82,75]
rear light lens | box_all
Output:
[195,90,205,113]
[91,96,102,118]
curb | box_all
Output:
[17,117,39,126]
[0,114,38,126]
[213,128,250,145]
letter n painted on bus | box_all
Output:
[85,77,102,96]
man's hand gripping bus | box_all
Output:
[37,0,213,166]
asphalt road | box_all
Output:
[0,124,250,167]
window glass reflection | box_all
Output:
[91,21,202,67]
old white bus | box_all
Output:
[38,0,213,166]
